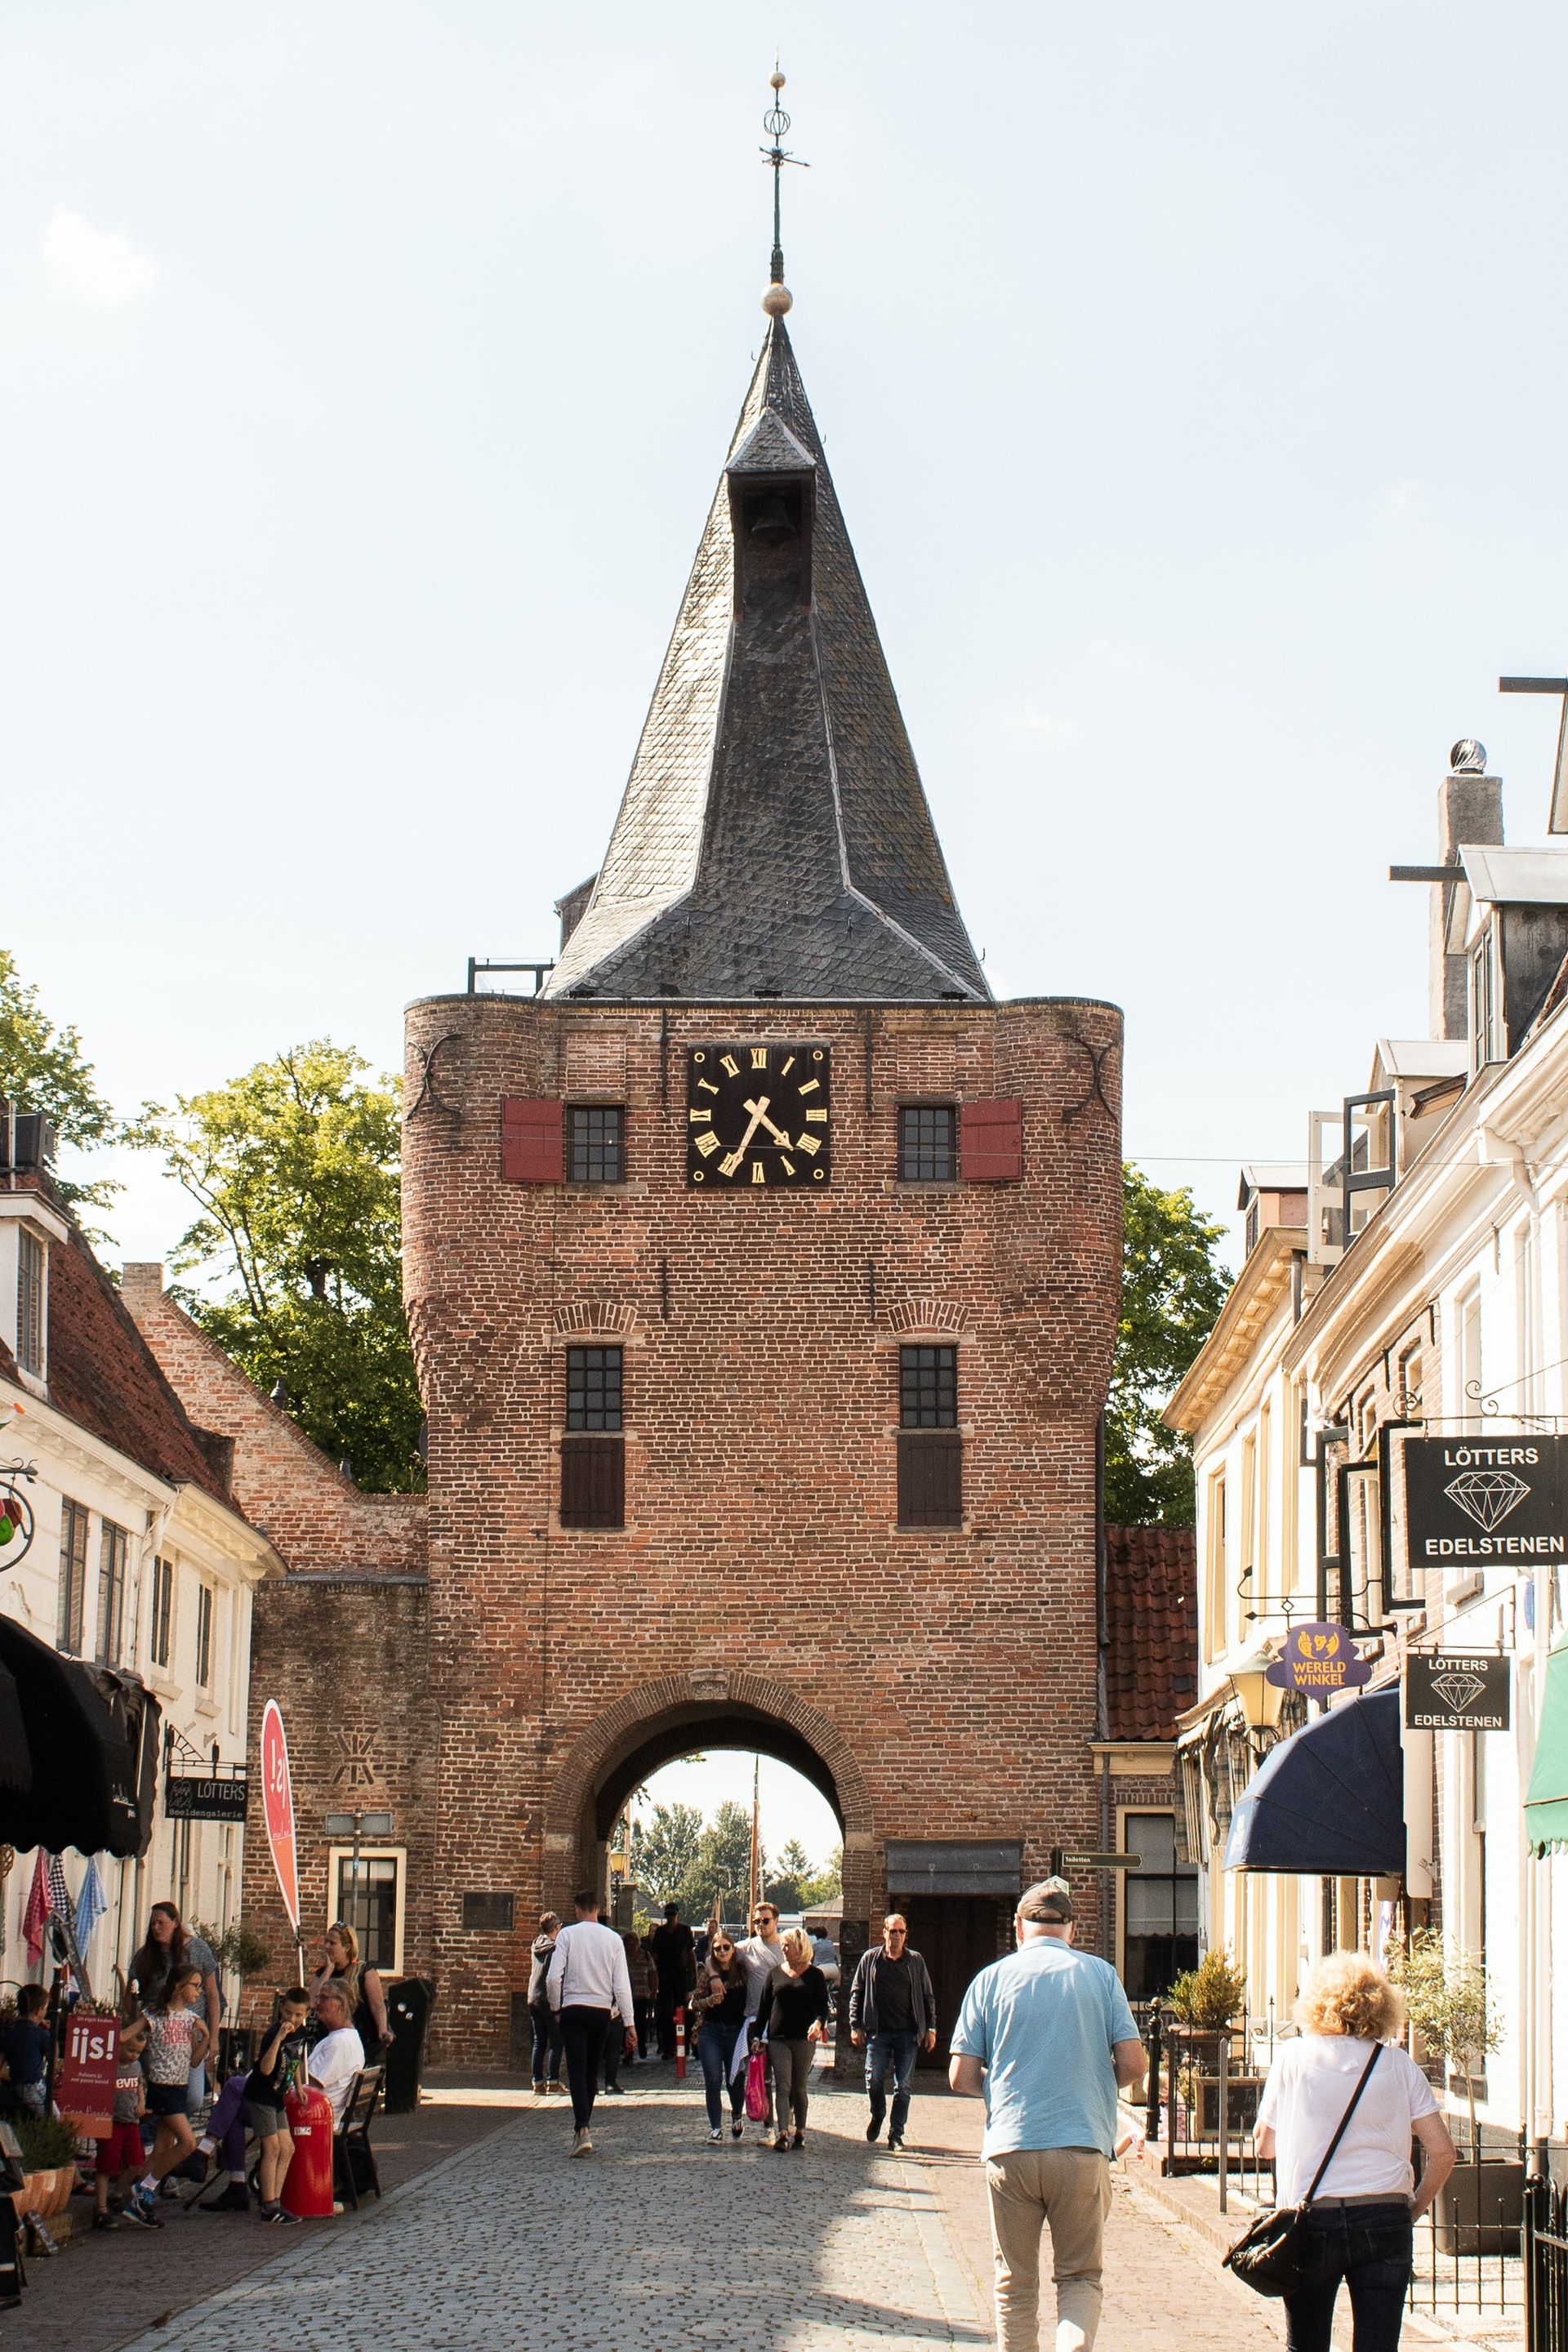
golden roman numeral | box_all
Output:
[797,1077,820,1096]
[720,1054,741,1077]
[688,1107,711,1122]
[781,1156,796,1176]
[804,1108,828,1124]
[750,1046,768,1070]
[719,1150,744,1177]
[698,1078,719,1095]
[694,1131,721,1158]
[751,1160,766,1185]
[795,1133,820,1156]
[780,1054,795,1075]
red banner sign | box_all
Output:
[261,1699,300,1933]
[57,2010,118,2134]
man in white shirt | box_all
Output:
[733,1900,785,2132]
[546,1891,639,2156]
[308,1984,366,2126]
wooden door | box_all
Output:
[900,1895,1006,2069]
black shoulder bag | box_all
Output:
[1223,2042,1383,2297]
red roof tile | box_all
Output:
[1104,1523,1197,1743]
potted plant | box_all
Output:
[1167,1951,1259,2137]
[1388,1933,1513,2255]
[11,2115,82,2221]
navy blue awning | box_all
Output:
[1223,1688,1405,1876]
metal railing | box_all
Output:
[1526,2172,1568,2352]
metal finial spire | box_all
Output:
[760,62,808,318]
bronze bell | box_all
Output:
[748,492,795,545]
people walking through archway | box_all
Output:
[528,1912,565,2096]
[849,1913,938,2153]
[546,1891,638,2157]
[692,1930,749,2143]
[734,1900,785,2134]
[645,1903,696,2060]
[753,1927,830,2151]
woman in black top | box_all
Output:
[692,1932,749,2143]
[752,1927,830,2150]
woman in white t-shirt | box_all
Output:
[1255,1952,1455,2352]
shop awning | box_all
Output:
[0,1615,161,1858]
[1223,1688,1405,1876]
[1525,1645,1568,1857]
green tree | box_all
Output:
[1107,1164,1230,1526]
[799,1844,843,1908]
[673,1799,760,1925]
[764,1838,813,1910]
[628,1802,704,1906]
[0,947,125,1223]
[141,1040,423,1493]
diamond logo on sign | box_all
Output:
[1443,1468,1530,1531]
[1429,1671,1486,1713]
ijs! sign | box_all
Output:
[1402,1436,1568,1566]
[261,1699,301,1935]
[1265,1621,1375,1696]
[57,2010,118,2136]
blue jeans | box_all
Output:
[697,2021,745,2131]
[865,2029,919,2140]
[1283,2204,1414,2352]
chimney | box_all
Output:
[120,1263,166,1316]
[1430,742,1503,1039]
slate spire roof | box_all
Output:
[545,318,989,1003]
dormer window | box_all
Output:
[16,1228,43,1375]
[1470,922,1503,1071]
[0,1182,68,1395]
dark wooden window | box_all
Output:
[898,1345,961,1526]
[898,1104,956,1182]
[16,1227,44,1374]
[567,1347,622,1431]
[562,1346,625,1527]
[96,1520,128,1666]
[501,1096,564,1183]
[57,1497,88,1652]
[960,1098,1023,1183]
[567,1105,625,1184]
[150,1554,175,1668]
[195,1583,214,1686]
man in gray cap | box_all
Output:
[949,1878,1145,2352]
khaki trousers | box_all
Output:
[983,2147,1112,2352]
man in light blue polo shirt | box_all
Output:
[950,1878,1145,2352]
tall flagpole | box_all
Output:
[748,1753,761,1922]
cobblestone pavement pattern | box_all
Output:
[106,2078,1298,2352]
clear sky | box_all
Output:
[634,1750,841,1899]
[11,2,1568,1268]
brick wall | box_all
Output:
[403,991,1123,2061]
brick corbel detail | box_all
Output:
[884,1300,971,1339]
[551,1302,642,1341]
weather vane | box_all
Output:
[760,60,808,318]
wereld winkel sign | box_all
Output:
[1402,1435,1568,1566]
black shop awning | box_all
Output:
[1223,1687,1405,1877]
[0,1615,161,1858]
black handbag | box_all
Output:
[1223,2042,1384,2297]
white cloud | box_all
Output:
[1379,479,1431,523]
[42,207,159,309]
[1004,701,1079,740]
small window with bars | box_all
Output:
[195,1583,214,1687]
[58,1497,88,1652]
[567,1105,626,1185]
[97,1520,128,1666]
[898,1346,962,1526]
[16,1227,44,1374]
[898,1105,956,1183]
[150,1554,175,1668]
[562,1346,626,1528]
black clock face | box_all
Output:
[686,1044,831,1187]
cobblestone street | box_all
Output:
[72,2072,1303,2352]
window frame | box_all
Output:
[1116,1806,1200,2004]
[897,1102,958,1184]
[194,1581,214,1689]
[327,1846,406,1978]
[565,1102,626,1186]
[565,1345,624,1432]
[57,1496,89,1654]
[899,1343,958,1430]
[96,1519,128,1666]
[149,1554,175,1669]
[16,1227,44,1375]
[897,1343,962,1529]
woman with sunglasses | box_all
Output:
[692,1931,749,2143]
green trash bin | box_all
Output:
[381,1977,434,2114]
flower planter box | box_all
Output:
[11,2167,73,2221]
[1434,2159,1525,2257]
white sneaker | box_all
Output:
[707,2127,723,2143]
[570,2130,594,2158]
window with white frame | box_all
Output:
[328,1847,405,1976]
[16,1227,44,1376]
[194,1583,214,1688]
[1470,923,1504,1071]
[149,1555,175,1668]
[96,1521,127,1665]
[1203,1472,1227,1662]
[57,1497,89,1653]
[1457,1285,1483,1428]
[1119,1811,1200,2002]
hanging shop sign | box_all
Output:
[1264,1620,1374,1696]
[1405,1651,1511,1732]
[1402,1436,1568,1566]
[165,1772,248,1823]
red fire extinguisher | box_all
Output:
[282,2084,336,2217]
[674,2003,687,2082]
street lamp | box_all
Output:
[1229,1669,1286,1735]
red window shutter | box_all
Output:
[960,1098,1022,1183]
[500,1097,564,1183]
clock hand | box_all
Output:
[720,1096,772,1173]
[743,1096,791,1147]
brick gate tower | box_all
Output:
[401,292,1124,2064]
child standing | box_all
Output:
[0,1988,52,2117]
[122,1966,209,2230]
[92,2017,149,2232]
[243,1987,311,2224]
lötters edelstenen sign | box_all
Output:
[1401,1436,1568,1566]
[1405,1651,1511,1733]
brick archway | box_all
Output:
[544,1669,874,1918]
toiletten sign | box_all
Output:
[1402,1437,1568,1566]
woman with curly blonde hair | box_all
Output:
[1254,1950,1455,2352]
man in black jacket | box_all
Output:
[645,1904,696,2060]
[847,1914,938,2151]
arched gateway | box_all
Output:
[394,296,1123,2066]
